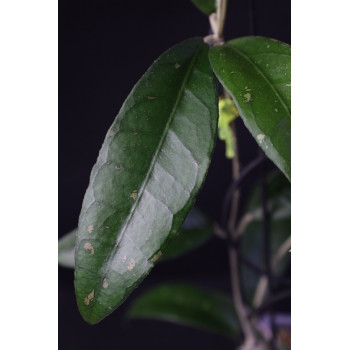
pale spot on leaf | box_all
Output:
[147,96,156,100]
[88,225,94,234]
[102,278,109,289]
[84,242,95,255]
[257,134,265,144]
[150,251,162,263]
[84,290,94,305]
[127,258,136,271]
[175,63,181,69]
[243,93,252,103]
[108,129,115,137]
[130,190,137,201]
[275,108,278,112]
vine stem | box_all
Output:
[217,0,228,39]
[214,3,268,348]
[205,0,227,46]
[227,115,257,348]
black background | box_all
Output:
[59,0,291,349]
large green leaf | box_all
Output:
[127,283,239,338]
[74,38,218,324]
[58,208,212,269]
[209,37,291,180]
[191,0,216,15]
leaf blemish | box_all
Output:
[108,129,115,137]
[274,108,278,112]
[122,255,127,262]
[195,161,201,168]
[257,134,265,144]
[84,290,94,305]
[130,190,138,201]
[102,278,109,289]
[127,258,136,271]
[245,86,251,92]
[84,242,95,255]
[150,251,162,263]
[175,63,181,69]
[147,96,156,100]
[243,93,252,103]
[87,225,94,233]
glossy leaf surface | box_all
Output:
[58,208,212,268]
[209,37,291,180]
[58,229,77,269]
[191,0,216,15]
[75,38,218,324]
[127,283,239,338]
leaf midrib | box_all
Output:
[228,45,291,119]
[87,45,203,319]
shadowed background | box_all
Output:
[59,0,290,348]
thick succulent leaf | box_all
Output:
[58,208,212,268]
[74,38,218,324]
[191,0,216,15]
[127,283,239,338]
[209,37,291,180]
[58,229,77,268]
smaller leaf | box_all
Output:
[209,37,291,180]
[58,229,77,268]
[127,283,239,338]
[161,208,213,261]
[218,98,239,159]
[246,170,291,220]
[240,171,291,303]
[191,0,216,15]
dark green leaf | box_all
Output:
[58,208,212,269]
[127,283,239,338]
[161,207,213,260]
[191,0,216,15]
[241,219,290,303]
[58,229,76,269]
[241,171,291,303]
[246,170,291,220]
[209,37,291,180]
[74,38,218,324]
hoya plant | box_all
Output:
[59,1,290,349]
